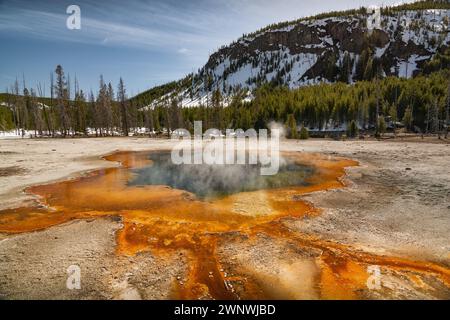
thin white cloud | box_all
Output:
[177,48,189,54]
[0,7,211,52]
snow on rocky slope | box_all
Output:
[142,7,450,108]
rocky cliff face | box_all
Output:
[145,7,450,107]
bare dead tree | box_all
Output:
[13,79,21,136]
[67,73,74,137]
[50,72,55,137]
[89,90,99,137]
[164,105,171,138]
[5,86,17,134]
[446,81,450,139]
[31,88,45,137]
[375,76,381,136]
[107,82,117,136]
[117,78,129,137]
[37,82,51,136]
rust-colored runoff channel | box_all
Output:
[0,151,449,299]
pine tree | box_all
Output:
[339,52,352,83]
[355,49,370,81]
[347,120,359,138]
[402,106,413,131]
[389,104,398,137]
[286,114,298,139]
[299,125,309,140]
[54,65,68,137]
[378,117,387,136]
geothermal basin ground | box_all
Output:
[0,137,449,299]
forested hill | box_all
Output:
[132,0,450,108]
[0,1,449,137]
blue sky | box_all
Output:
[0,0,414,97]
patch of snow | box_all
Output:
[375,43,390,58]
[398,54,423,78]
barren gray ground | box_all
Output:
[0,137,449,299]
[279,139,450,264]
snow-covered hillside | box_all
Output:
[143,7,450,108]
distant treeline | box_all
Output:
[0,65,131,137]
[152,70,450,137]
[1,66,449,138]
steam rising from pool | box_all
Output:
[128,152,315,198]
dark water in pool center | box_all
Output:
[128,152,315,198]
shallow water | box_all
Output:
[129,151,315,198]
